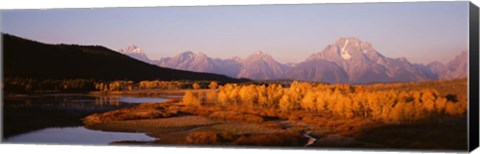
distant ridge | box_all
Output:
[286,37,428,83]
[3,33,248,83]
[127,37,467,83]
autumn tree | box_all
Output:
[228,85,240,106]
[217,90,230,106]
[183,91,202,107]
[366,92,383,120]
[209,81,218,90]
[435,97,448,113]
[279,94,294,111]
[315,93,328,112]
[389,102,406,124]
[266,84,283,108]
[300,91,316,112]
[184,78,467,124]
[238,85,258,108]
[183,91,195,106]
[421,89,437,112]
[193,83,201,90]
[256,85,268,108]
[205,90,218,104]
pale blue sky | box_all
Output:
[1,1,469,64]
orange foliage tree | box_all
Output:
[184,79,467,124]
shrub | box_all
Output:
[261,121,283,129]
[186,131,220,144]
[288,113,301,121]
[242,114,265,123]
[208,111,264,123]
[232,132,304,146]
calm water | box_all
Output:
[4,127,155,145]
[119,96,169,103]
[2,94,168,144]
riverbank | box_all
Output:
[83,97,467,150]
[85,98,318,146]
[82,98,380,147]
[89,89,212,99]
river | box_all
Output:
[2,94,168,145]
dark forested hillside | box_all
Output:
[3,34,247,82]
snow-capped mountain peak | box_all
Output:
[254,50,265,55]
[230,56,242,62]
[119,44,153,64]
[340,39,352,60]
[335,37,379,59]
[118,38,465,83]
[176,51,196,60]
[245,51,276,62]
[196,52,208,58]
[119,44,144,54]
[294,37,427,83]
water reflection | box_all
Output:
[93,96,167,105]
[4,126,155,145]
[94,96,121,106]
[118,96,167,103]
[2,94,168,142]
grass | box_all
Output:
[86,116,218,132]
[83,99,181,125]
[354,117,468,151]
[193,122,284,135]
[147,121,305,146]
[231,131,305,147]
[208,111,265,123]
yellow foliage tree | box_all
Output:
[300,91,316,111]
[183,91,195,106]
[193,83,201,90]
[205,91,218,104]
[315,93,328,112]
[279,94,294,111]
[209,81,218,90]
[389,102,405,124]
[217,90,229,106]
[239,85,258,107]
[183,91,203,107]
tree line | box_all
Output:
[4,78,220,94]
[183,80,467,124]
[94,80,215,92]
[4,78,96,93]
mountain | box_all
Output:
[114,37,466,83]
[3,33,246,83]
[238,51,292,80]
[284,60,348,83]
[286,37,427,83]
[413,61,445,80]
[213,57,243,78]
[414,51,467,80]
[155,51,289,80]
[119,44,154,64]
[155,51,241,77]
[444,51,468,79]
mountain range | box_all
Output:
[414,50,467,80]
[3,33,246,83]
[119,37,467,83]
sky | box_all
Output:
[1,1,469,64]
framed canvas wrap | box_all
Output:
[1,1,479,153]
